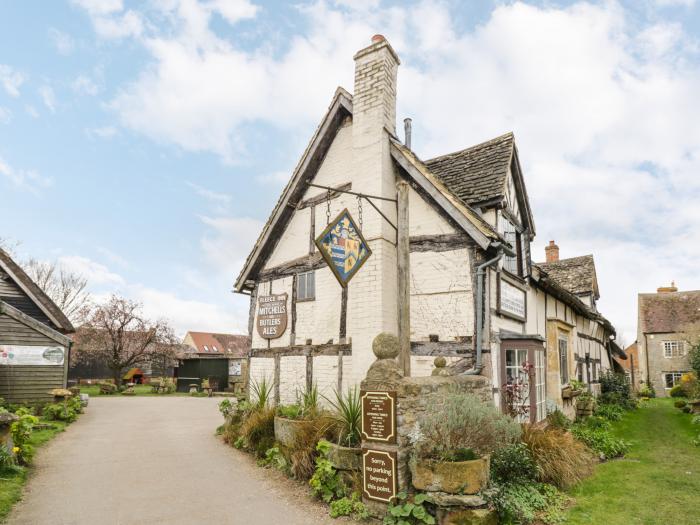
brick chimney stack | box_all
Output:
[657,281,678,293]
[545,240,559,263]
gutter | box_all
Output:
[463,242,513,376]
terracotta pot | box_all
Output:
[410,456,490,495]
[326,442,362,471]
[273,416,309,448]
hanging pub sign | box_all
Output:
[315,208,371,287]
[256,293,288,339]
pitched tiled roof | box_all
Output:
[638,290,700,334]
[538,255,599,299]
[425,132,514,206]
[184,331,249,358]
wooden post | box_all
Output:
[397,181,410,377]
[273,353,281,406]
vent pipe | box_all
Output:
[403,117,412,149]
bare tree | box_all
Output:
[23,259,91,323]
[72,295,178,386]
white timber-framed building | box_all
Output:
[234,36,624,421]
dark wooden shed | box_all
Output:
[0,249,74,403]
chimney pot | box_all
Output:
[404,117,412,149]
[371,34,385,44]
[545,240,559,263]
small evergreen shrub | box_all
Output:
[521,425,594,489]
[638,384,656,398]
[599,371,635,409]
[595,404,624,421]
[570,419,630,459]
[415,392,521,459]
[490,443,538,485]
[487,482,568,525]
[669,385,686,398]
[682,406,692,414]
[675,400,688,409]
[329,493,369,520]
[324,386,362,447]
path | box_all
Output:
[7,396,348,525]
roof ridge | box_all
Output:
[425,131,514,163]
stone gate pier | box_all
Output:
[359,333,495,524]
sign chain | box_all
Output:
[357,195,363,230]
[326,189,331,225]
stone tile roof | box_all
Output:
[538,255,599,299]
[425,132,514,206]
[638,289,700,334]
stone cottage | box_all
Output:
[234,36,622,421]
[637,283,700,396]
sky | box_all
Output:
[1,0,699,343]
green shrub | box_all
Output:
[521,425,594,489]
[595,403,624,421]
[309,440,346,503]
[682,406,692,414]
[638,384,656,398]
[329,492,369,520]
[669,385,686,398]
[675,400,688,409]
[415,392,521,460]
[487,482,568,525]
[383,492,436,525]
[250,377,273,410]
[546,409,571,430]
[324,386,361,447]
[571,419,630,458]
[285,415,337,480]
[257,446,289,473]
[299,384,319,418]
[276,404,303,419]
[11,410,38,465]
[218,399,234,419]
[692,415,700,425]
[490,443,538,485]
[599,371,636,409]
[238,407,275,457]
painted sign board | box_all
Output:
[361,390,397,444]
[256,293,288,339]
[362,449,398,503]
[0,345,65,366]
[228,360,242,376]
[315,208,371,287]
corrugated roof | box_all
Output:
[538,255,599,299]
[425,132,514,206]
[638,289,700,334]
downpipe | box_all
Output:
[463,247,506,376]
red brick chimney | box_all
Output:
[657,281,678,293]
[545,240,559,263]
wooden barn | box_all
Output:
[0,249,74,403]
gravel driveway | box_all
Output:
[7,396,349,525]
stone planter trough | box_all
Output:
[410,456,490,495]
[274,416,309,449]
[326,442,362,471]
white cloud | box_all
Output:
[0,65,24,97]
[256,170,290,186]
[58,255,125,286]
[186,181,231,206]
[25,105,39,118]
[48,28,75,55]
[0,155,52,191]
[38,85,56,113]
[0,107,11,124]
[86,125,118,139]
[208,0,258,24]
[72,0,142,39]
[199,215,263,276]
[652,0,696,7]
[72,74,99,95]
[96,246,131,268]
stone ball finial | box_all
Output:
[372,332,399,360]
[434,356,447,368]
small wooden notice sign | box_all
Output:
[361,390,397,444]
[256,293,288,339]
[362,449,397,503]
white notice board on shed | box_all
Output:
[0,345,65,366]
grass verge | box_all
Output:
[79,384,186,397]
[0,419,67,522]
[565,398,700,525]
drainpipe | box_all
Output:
[463,245,508,375]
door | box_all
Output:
[502,340,546,423]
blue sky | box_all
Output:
[1,0,699,341]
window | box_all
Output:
[663,341,685,358]
[500,280,526,319]
[558,335,569,385]
[203,345,209,352]
[297,271,315,301]
[505,348,530,423]
[211,345,218,353]
[499,215,520,275]
[664,371,686,389]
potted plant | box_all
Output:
[274,384,319,448]
[563,380,586,400]
[323,387,362,471]
[575,391,595,418]
[410,392,521,494]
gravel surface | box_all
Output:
[7,396,358,525]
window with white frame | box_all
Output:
[664,371,687,389]
[211,345,218,352]
[203,345,209,352]
[498,215,521,276]
[500,280,526,319]
[505,348,530,423]
[663,341,685,358]
[297,271,315,301]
